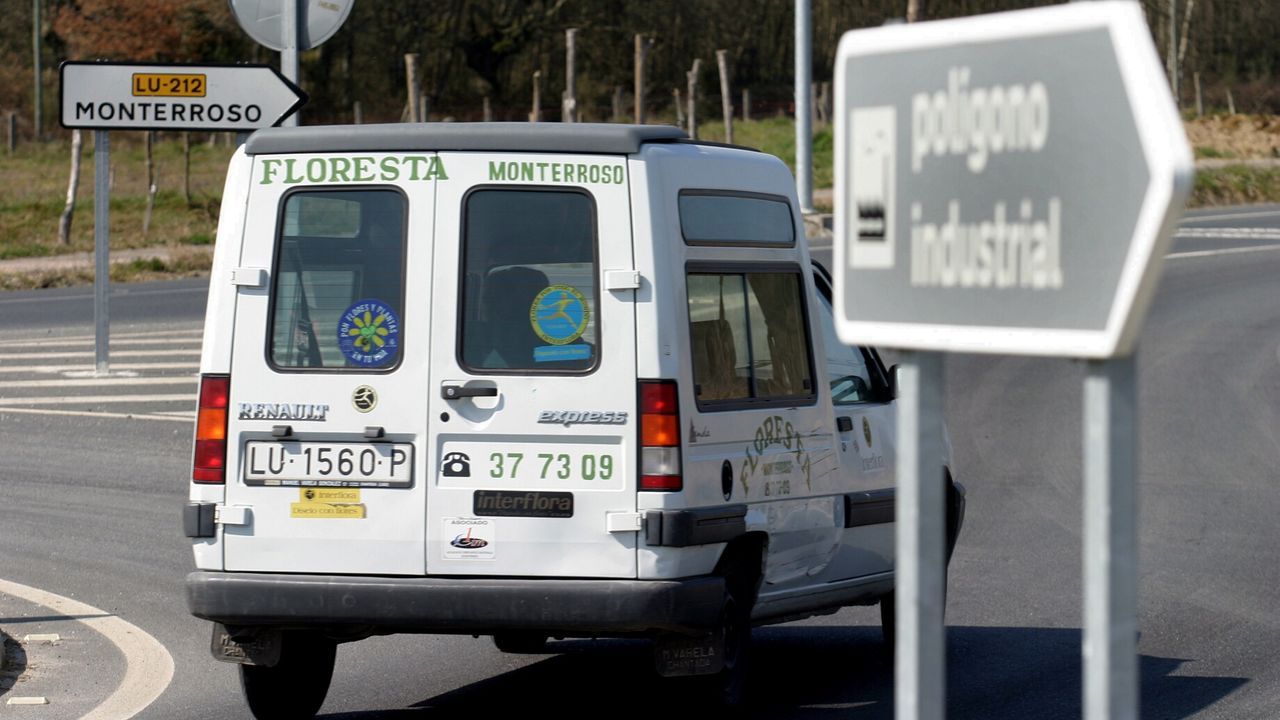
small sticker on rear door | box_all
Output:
[530,285,589,345]
[443,517,495,559]
[337,299,400,367]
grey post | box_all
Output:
[896,351,946,720]
[795,0,813,213]
[93,130,110,375]
[1083,355,1139,720]
[33,0,42,140]
[280,0,299,127]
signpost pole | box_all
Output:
[794,0,813,213]
[896,351,947,720]
[93,130,110,375]
[1083,355,1139,720]
[281,0,300,127]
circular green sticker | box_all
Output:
[530,285,590,345]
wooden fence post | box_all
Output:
[563,28,578,123]
[687,59,702,139]
[353,101,363,124]
[7,112,16,154]
[613,86,624,122]
[673,88,684,128]
[1193,72,1203,117]
[531,70,543,122]
[742,88,751,122]
[716,50,733,144]
[59,129,83,245]
[635,34,652,124]
[483,96,493,122]
[405,54,421,122]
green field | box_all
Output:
[0,121,1274,288]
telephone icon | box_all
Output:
[441,452,471,478]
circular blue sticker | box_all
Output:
[337,299,400,367]
[529,285,590,346]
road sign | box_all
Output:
[230,0,355,52]
[60,62,307,132]
[833,1,1192,358]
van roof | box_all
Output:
[244,122,690,156]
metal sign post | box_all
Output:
[93,131,110,375]
[1084,355,1138,719]
[281,0,300,127]
[795,0,813,213]
[832,3,1192,718]
[895,352,947,720]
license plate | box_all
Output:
[244,441,413,487]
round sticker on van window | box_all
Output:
[337,299,400,367]
[530,285,590,345]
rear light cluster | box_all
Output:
[639,380,681,491]
[193,374,230,484]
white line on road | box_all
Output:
[0,394,194,405]
[22,328,205,342]
[1180,208,1280,223]
[1165,244,1280,261]
[0,376,196,389]
[0,406,192,423]
[0,363,198,374]
[0,349,200,360]
[0,578,174,720]
[0,285,207,305]
[1174,227,1280,240]
[4,336,203,349]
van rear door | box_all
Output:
[424,153,638,578]
[222,151,437,575]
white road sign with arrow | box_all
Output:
[60,62,307,132]
[833,1,1193,358]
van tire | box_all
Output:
[239,632,336,720]
[708,586,752,707]
[492,632,549,654]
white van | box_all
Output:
[184,123,964,715]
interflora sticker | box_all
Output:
[443,517,495,559]
[337,299,400,367]
[529,285,591,362]
[290,487,366,519]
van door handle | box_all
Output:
[441,385,498,400]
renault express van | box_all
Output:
[184,122,964,715]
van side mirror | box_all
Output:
[887,364,901,401]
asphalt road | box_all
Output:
[0,204,1278,718]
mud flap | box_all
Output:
[654,630,725,677]
[210,623,282,667]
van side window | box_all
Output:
[679,191,795,246]
[814,292,876,404]
[268,189,406,371]
[460,189,598,373]
[687,270,814,406]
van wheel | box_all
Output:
[689,583,753,708]
[492,632,548,654]
[239,632,336,720]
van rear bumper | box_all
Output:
[186,571,726,636]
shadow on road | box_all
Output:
[319,626,1245,719]
[0,631,28,699]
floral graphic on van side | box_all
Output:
[337,299,400,367]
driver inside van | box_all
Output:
[463,266,550,369]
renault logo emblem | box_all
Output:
[352,385,377,413]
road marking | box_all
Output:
[0,406,192,423]
[22,328,204,342]
[0,286,207,305]
[1180,208,1280,223]
[0,376,196,389]
[0,363,198,374]
[6,697,50,706]
[5,337,203,349]
[1174,227,1280,240]
[0,394,194,405]
[0,349,200,360]
[0,578,174,720]
[1165,244,1280,261]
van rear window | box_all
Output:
[459,189,598,373]
[679,191,795,246]
[268,189,407,371]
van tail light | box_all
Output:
[193,374,230,484]
[639,380,682,491]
